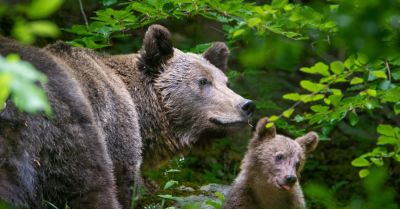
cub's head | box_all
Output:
[250,117,318,191]
[139,25,255,143]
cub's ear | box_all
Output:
[139,24,174,74]
[254,117,276,140]
[203,42,230,71]
[295,132,319,154]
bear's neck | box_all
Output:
[105,54,193,167]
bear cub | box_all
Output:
[222,117,318,209]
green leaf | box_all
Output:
[300,80,325,93]
[215,192,225,202]
[283,108,294,118]
[28,21,60,38]
[394,102,400,115]
[314,62,330,76]
[27,0,64,19]
[300,62,330,76]
[0,73,12,108]
[351,157,370,167]
[328,95,342,106]
[331,89,342,96]
[310,105,329,113]
[312,94,325,101]
[370,157,384,166]
[232,29,245,38]
[392,70,400,80]
[381,87,400,102]
[330,61,344,74]
[283,93,300,101]
[271,0,288,8]
[348,111,359,126]
[370,71,387,79]
[377,136,398,145]
[205,200,221,209]
[0,55,52,116]
[269,115,279,121]
[366,89,377,97]
[163,180,178,190]
[157,194,180,201]
[344,55,355,69]
[247,18,261,27]
[359,169,370,178]
[377,124,395,137]
[357,53,368,64]
[350,77,364,85]
[265,122,274,128]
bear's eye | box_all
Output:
[198,78,211,86]
[275,154,284,161]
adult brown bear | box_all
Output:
[0,25,255,209]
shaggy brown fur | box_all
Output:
[222,117,318,209]
[0,25,254,209]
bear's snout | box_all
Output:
[240,100,256,117]
[284,175,297,186]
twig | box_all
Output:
[78,0,89,29]
[384,59,391,82]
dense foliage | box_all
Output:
[0,0,399,208]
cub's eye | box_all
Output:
[275,154,284,161]
[198,78,211,86]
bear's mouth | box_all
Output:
[276,180,294,191]
[209,117,249,127]
[279,183,292,191]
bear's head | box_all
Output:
[138,25,255,144]
[249,117,318,191]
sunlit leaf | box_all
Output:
[0,73,12,108]
[300,80,325,92]
[283,93,300,101]
[351,157,370,167]
[377,124,395,137]
[247,18,261,27]
[359,169,370,178]
[366,89,377,97]
[370,71,387,79]
[377,136,397,145]
[283,108,294,118]
[27,0,64,19]
[330,61,344,74]
[350,77,364,85]
[265,122,274,128]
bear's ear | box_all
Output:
[295,132,319,154]
[203,42,230,71]
[254,117,276,141]
[139,24,174,74]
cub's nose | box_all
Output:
[240,100,256,117]
[285,175,297,186]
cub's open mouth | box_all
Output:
[209,117,249,126]
[279,184,292,191]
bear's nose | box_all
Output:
[240,100,256,117]
[285,175,297,186]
